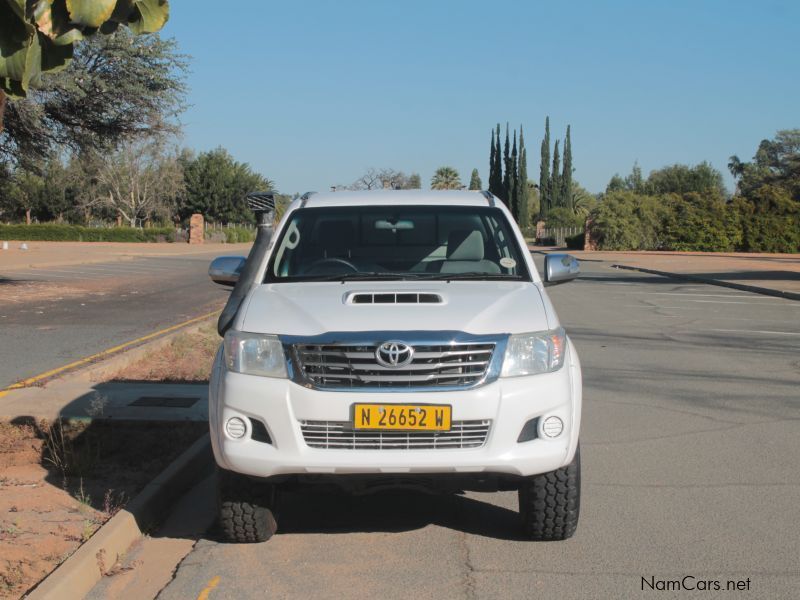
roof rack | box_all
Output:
[481,190,495,207]
[299,191,317,208]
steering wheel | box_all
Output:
[305,257,359,274]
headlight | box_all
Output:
[224,331,287,378]
[501,327,567,377]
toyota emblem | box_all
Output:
[375,341,414,368]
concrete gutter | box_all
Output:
[611,264,800,302]
[26,434,213,600]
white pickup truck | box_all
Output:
[208,190,582,543]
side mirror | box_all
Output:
[209,256,246,287]
[544,253,580,286]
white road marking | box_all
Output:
[707,328,800,336]
[685,299,787,305]
[637,292,782,300]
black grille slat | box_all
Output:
[293,342,495,389]
[348,293,443,305]
[300,420,491,450]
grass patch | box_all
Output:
[111,324,220,383]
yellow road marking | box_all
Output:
[197,575,221,600]
[0,310,220,399]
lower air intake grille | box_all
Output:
[299,420,491,450]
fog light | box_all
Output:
[542,416,564,438]
[225,417,247,439]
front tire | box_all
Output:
[218,468,278,543]
[518,446,580,541]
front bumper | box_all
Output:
[210,340,582,479]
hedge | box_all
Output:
[566,232,584,250]
[0,224,176,242]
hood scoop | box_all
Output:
[346,292,444,305]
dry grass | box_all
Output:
[110,324,220,383]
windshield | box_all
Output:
[265,205,530,282]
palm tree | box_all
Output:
[431,167,462,190]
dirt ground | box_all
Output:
[0,241,251,272]
[0,278,114,307]
[0,420,206,599]
[0,324,220,597]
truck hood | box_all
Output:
[238,281,552,336]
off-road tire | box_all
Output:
[518,446,580,541]
[218,468,278,543]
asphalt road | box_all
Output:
[132,257,800,600]
[0,252,240,389]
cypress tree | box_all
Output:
[518,125,529,227]
[489,123,503,198]
[539,117,551,219]
[489,129,497,195]
[562,124,573,211]
[501,123,511,206]
[551,140,561,209]
[469,168,482,190]
[510,130,519,218]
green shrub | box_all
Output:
[0,224,176,242]
[545,207,584,229]
[223,226,256,244]
[732,185,800,253]
[589,191,667,250]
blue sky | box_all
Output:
[163,0,799,196]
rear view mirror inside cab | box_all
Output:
[374,219,415,231]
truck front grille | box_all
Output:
[292,342,495,389]
[299,420,491,450]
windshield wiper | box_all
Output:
[311,272,431,282]
[422,272,524,281]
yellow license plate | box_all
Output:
[353,404,451,431]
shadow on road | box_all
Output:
[203,486,528,543]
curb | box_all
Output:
[611,264,800,301]
[27,434,214,600]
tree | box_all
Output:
[430,166,461,190]
[406,173,422,189]
[6,168,45,224]
[729,129,800,199]
[492,124,502,195]
[0,0,171,132]
[345,168,419,190]
[517,126,530,227]
[551,140,561,208]
[646,162,726,197]
[488,129,497,194]
[606,174,626,193]
[180,147,273,223]
[468,168,482,190]
[97,137,184,227]
[570,181,597,219]
[501,124,511,205]
[539,117,551,219]
[509,130,518,216]
[2,29,187,169]
[562,125,573,211]
[624,161,644,193]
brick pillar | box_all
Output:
[536,220,546,243]
[189,213,204,245]
[583,217,597,251]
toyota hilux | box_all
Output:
[208,189,582,543]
